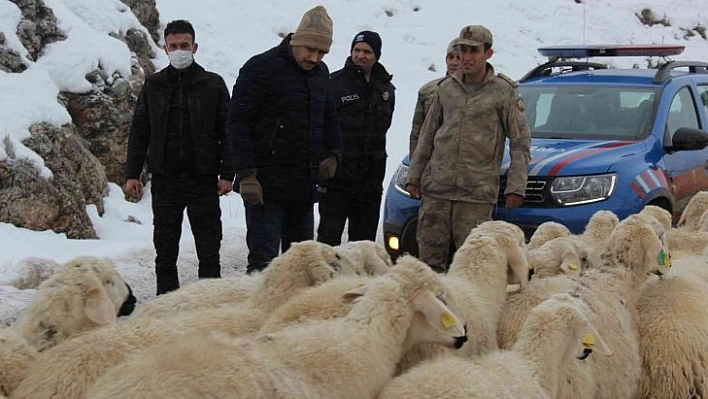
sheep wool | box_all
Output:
[12,241,345,399]
[378,293,613,399]
[86,256,467,399]
[0,256,133,397]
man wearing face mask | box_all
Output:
[227,6,342,274]
[124,19,234,295]
[317,30,395,246]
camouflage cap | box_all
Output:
[453,25,493,48]
[446,38,458,55]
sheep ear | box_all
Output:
[560,260,581,275]
[411,290,465,337]
[84,287,117,325]
[575,323,613,358]
[502,237,530,288]
[365,257,391,276]
[343,284,367,302]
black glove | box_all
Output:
[318,155,338,180]
[239,175,264,205]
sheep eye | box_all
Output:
[436,292,447,305]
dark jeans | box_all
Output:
[244,200,314,274]
[151,174,222,295]
[317,186,382,246]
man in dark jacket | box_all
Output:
[227,6,342,274]
[317,30,395,246]
[124,20,234,295]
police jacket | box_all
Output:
[326,58,395,194]
[227,35,342,203]
[126,62,234,182]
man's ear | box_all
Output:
[163,43,169,55]
[486,48,494,59]
[193,42,199,54]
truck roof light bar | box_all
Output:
[538,44,685,59]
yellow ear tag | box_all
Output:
[581,333,596,349]
[442,311,457,329]
[658,251,672,268]
[568,263,578,271]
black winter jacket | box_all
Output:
[126,63,234,182]
[326,58,395,194]
[227,34,342,203]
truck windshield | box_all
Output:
[519,85,659,141]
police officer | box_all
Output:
[406,25,531,272]
[317,30,395,245]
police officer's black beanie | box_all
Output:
[350,30,382,60]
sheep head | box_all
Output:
[678,191,708,230]
[599,214,671,278]
[583,210,619,243]
[467,221,530,287]
[267,241,340,286]
[528,236,587,279]
[528,221,571,250]
[344,255,467,351]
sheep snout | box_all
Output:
[118,285,136,317]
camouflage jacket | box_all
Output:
[407,64,531,204]
[409,77,445,158]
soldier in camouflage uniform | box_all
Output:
[405,25,531,272]
[409,39,460,158]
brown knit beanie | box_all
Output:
[290,6,333,53]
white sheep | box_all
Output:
[0,256,135,396]
[431,220,529,358]
[128,240,388,321]
[528,236,587,279]
[378,293,613,399]
[264,221,529,370]
[527,221,571,250]
[698,206,708,232]
[639,205,708,257]
[636,257,708,398]
[12,240,344,399]
[497,214,670,399]
[127,275,258,321]
[86,255,467,399]
[335,240,393,276]
[260,275,371,333]
[678,191,708,230]
[575,210,619,267]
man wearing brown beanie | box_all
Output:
[317,30,395,246]
[227,6,342,274]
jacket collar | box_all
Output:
[344,57,392,83]
[451,62,495,87]
[154,62,204,84]
[281,33,323,74]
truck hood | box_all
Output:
[502,139,643,177]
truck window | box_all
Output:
[667,87,700,135]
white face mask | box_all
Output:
[168,49,194,70]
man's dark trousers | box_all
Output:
[151,173,222,295]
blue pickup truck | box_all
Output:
[383,44,708,259]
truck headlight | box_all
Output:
[393,163,411,196]
[550,173,617,205]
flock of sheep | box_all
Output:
[2,192,708,398]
